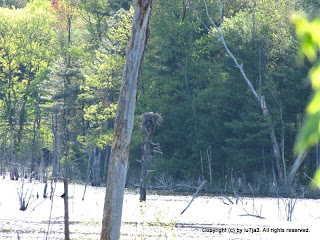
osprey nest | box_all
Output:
[140,112,162,131]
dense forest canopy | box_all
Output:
[0,0,318,194]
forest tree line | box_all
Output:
[0,0,319,194]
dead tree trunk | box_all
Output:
[63,178,70,240]
[100,1,153,239]
[140,159,148,201]
[103,146,111,183]
[0,149,3,178]
[287,151,307,185]
[260,97,283,182]
[1,134,7,179]
[140,112,162,202]
[52,108,58,179]
[30,116,37,181]
[317,143,319,169]
[92,146,101,187]
[207,145,213,185]
[82,155,91,200]
[202,0,284,183]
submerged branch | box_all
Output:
[181,180,206,215]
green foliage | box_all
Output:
[293,14,320,188]
[77,6,132,150]
[126,202,177,240]
[0,0,131,180]
[0,0,317,190]
[132,0,311,187]
[311,168,320,188]
[0,0,57,151]
[0,0,29,8]
[294,15,320,152]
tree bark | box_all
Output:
[100,1,152,239]
[103,146,111,183]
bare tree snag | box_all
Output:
[202,0,285,183]
[43,180,48,198]
[82,155,91,201]
[92,146,101,187]
[207,145,213,185]
[52,108,58,179]
[63,178,70,240]
[140,112,162,202]
[71,135,97,188]
[287,151,307,185]
[100,1,153,239]
[181,180,206,215]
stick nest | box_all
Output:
[140,112,162,131]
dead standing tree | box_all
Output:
[92,146,101,187]
[140,112,162,202]
[100,0,153,239]
[201,0,307,185]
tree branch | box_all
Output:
[202,0,284,182]
[70,134,94,159]
[203,0,259,101]
[181,180,206,215]
[287,151,307,184]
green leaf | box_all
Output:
[311,168,320,189]
[307,91,320,114]
[310,63,320,90]
[295,112,320,153]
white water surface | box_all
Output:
[0,178,319,239]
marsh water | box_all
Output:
[0,178,319,239]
